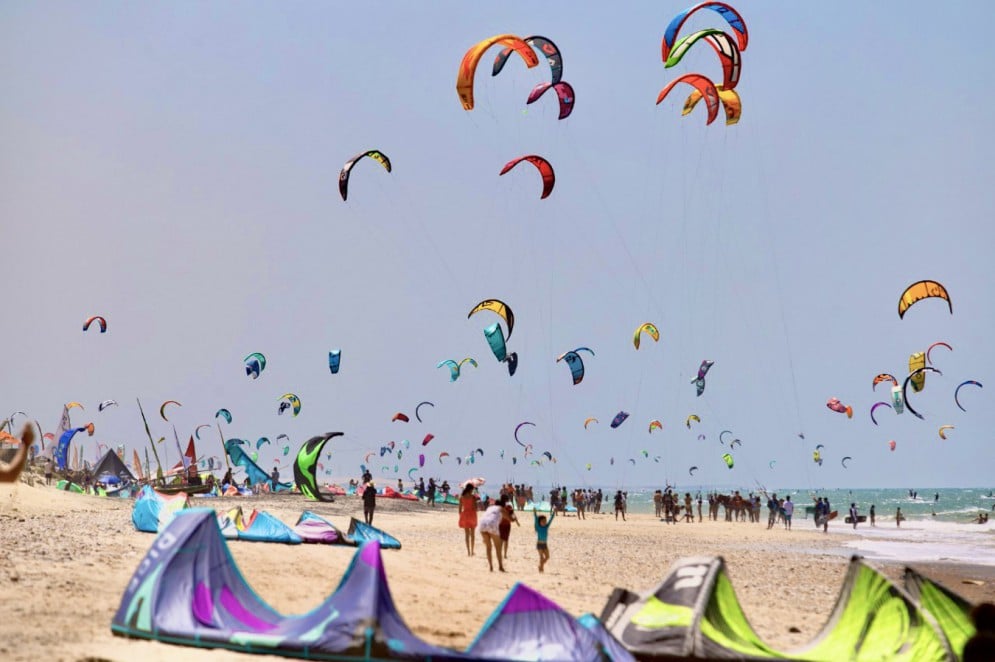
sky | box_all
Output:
[1,1,993,490]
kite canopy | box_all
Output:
[492,35,563,84]
[83,315,107,333]
[499,155,555,199]
[339,150,391,201]
[633,322,660,350]
[661,1,749,61]
[293,432,343,502]
[601,555,952,661]
[898,280,952,318]
[657,73,720,125]
[113,509,446,658]
[457,34,539,110]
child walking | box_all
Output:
[534,509,555,572]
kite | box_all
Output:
[841,456,852,469]
[65,401,84,412]
[692,359,714,396]
[648,420,663,433]
[909,352,927,393]
[499,155,555,199]
[870,402,892,426]
[685,414,700,429]
[890,385,905,414]
[768,460,776,469]
[610,411,630,429]
[256,437,270,450]
[338,150,391,201]
[689,465,698,476]
[542,451,553,461]
[662,2,749,62]
[721,453,734,469]
[504,351,519,377]
[421,434,434,446]
[954,380,982,412]
[813,451,823,466]
[826,397,853,418]
[194,424,212,441]
[557,347,595,385]
[665,29,741,90]
[437,357,478,382]
[457,34,539,110]
[159,400,182,422]
[903,367,941,420]
[583,417,598,429]
[97,400,118,412]
[82,315,107,333]
[415,401,434,423]
[468,299,515,339]
[391,413,410,423]
[483,322,509,362]
[889,440,897,451]
[938,425,954,440]
[633,322,660,350]
[526,81,575,120]
[492,35,562,84]
[898,280,952,319]
[872,374,898,390]
[293,432,342,501]
[729,439,742,449]
[628,459,636,465]
[278,393,302,417]
[697,434,706,441]
[215,409,232,424]
[682,85,741,125]
[328,350,341,374]
[641,450,649,458]
[925,342,952,366]
[586,463,592,471]
[657,74,719,125]
[407,468,418,480]
[244,353,266,379]
[719,430,733,445]
[514,422,535,448]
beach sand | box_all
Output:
[2,481,993,662]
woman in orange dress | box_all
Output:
[458,483,478,556]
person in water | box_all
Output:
[896,506,904,527]
[870,504,876,527]
[534,509,555,572]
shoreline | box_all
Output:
[1,482,992,661]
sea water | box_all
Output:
[561,486,995,565]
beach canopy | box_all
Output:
[92,449,136,484]
[112,508,466,660]
[904,567,976,657]
[600,555,955,661]
[294,511,356,545]
[467,582,625,661]
[131,485,191,533]
[347,517,401,550]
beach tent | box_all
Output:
[600,555,954,661]
[294,511,356,545]
[237,510,302,544]
[112,508,468,660]
[467,583,612,661]
[904,567,976,657]
[131,485,191,533]
[347,517,401,549]
[577,614,635,662]
[92,449,136,484]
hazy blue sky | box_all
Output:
[2,2,992,489]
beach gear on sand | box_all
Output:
[601,555,956,661]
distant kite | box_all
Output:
[897,280,951,319]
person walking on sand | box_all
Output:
[478,497,506,572]
[614,490,626,521]
[849,502,859,529]
[362,480,377,525]
[534,508,555,572]
[459,483,478,556]
[499,496,519,561]
[782,495,794,530]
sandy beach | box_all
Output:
[1,479,992,662]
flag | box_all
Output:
[133,449,144,480]
[183,435,197,469]
[41,404,71,461]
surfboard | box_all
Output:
[828,510,838,521]
[844,515,867,524]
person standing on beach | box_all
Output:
[697,493,703,522]
[477,498,505,572]
[870,504,876,526]
[498,497,519,561]
[534,508,555,572]
[614,490,626,521]
[849,502,859,529]
[684,493,694,522]
[767,493,778,529]
[782,495,793,530]
[459,483,478,556]
[362,480,376,525]
[427,478,437,506]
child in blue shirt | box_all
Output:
[534,509,555,572]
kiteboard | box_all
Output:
[844,515,867,524]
